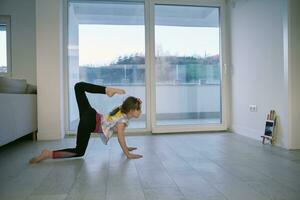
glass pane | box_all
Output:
[68,2,146,132]
[155,5,221,126]
[0,24,7,73]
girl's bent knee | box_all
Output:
[76,151,86,157]
[74,82,84,89]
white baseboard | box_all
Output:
[231,124,262,141]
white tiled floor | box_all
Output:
[1,132,300,200]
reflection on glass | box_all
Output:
[68,2,146,132]
[155,5,221,126]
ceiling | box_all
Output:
[70,2,219,27]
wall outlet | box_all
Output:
[249,105,257,112]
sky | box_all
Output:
[78,24,219,66]
[0,25,219,67]
[0,31,7,67]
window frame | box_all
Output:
[0,15,12,77]
[65,0,229,134]
[149,0,228,133]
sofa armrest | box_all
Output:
[0,93,37,146]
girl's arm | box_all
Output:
[116,123,143,159]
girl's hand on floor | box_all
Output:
[127,147,137,151]
[127,153,143,159]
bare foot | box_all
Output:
[106,87,125,97]
[29,149,52,164]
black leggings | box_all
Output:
[52,82,106,159]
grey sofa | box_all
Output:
[0,77,37,146]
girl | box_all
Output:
[29,82,143,164]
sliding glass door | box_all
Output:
[67,0,227,134]
[68,1,146,132]
[152,3,223,132]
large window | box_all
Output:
[154,5,221,127]
[0,16,11,76]
[67,0,226,134]
[68,1,146,132]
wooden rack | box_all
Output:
[261,110,276,144]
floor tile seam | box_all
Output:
[133,156,148,200]
[186,139,299,180]
[232,160,300,188]
[207,180,273,200]
[25,162,58,199]
[203,150,300,200]
[106,146,140,198]
[203,150,291,192]
[136,137,187,198]
[65,159,92,199]
[159,137,205,200]
[179,137,226,160]
[239,180,289,200]
[63,149,94,200]
[261,174,300,194]
[106,147,117,200]
[163,137,244,200]
[243,179,300,200]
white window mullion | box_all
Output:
[144,0,152,132]
[148,1,157,131]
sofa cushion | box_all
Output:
[0,77,27,94]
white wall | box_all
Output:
[0,0,36,84]
[288,0,300,149]
[36,0,64,140]
[230,0,300,149]
[229,0,289,148]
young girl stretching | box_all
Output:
[30,82,143,164]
